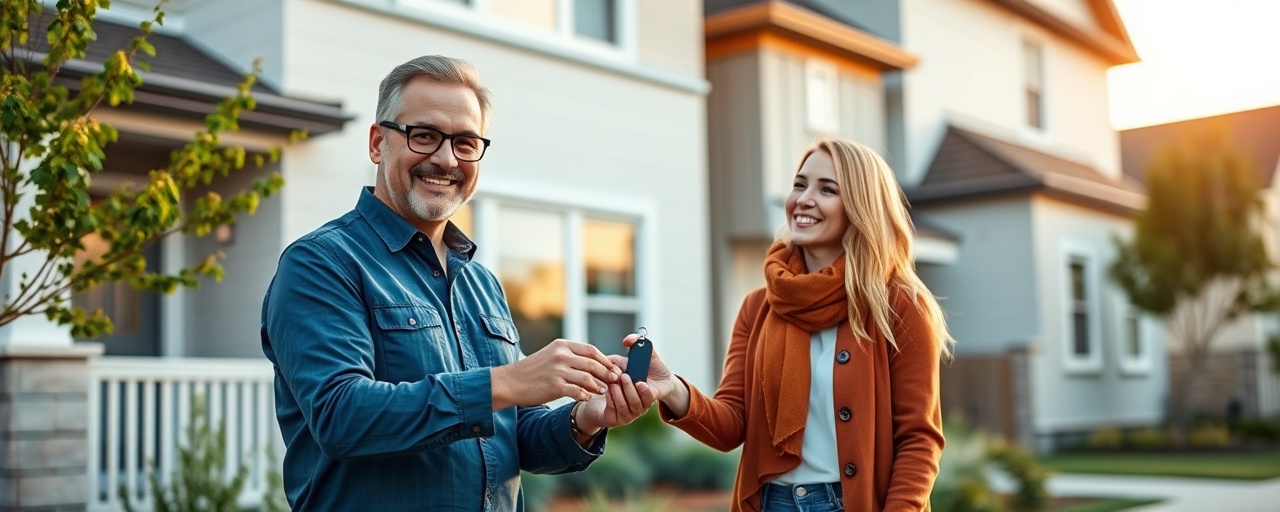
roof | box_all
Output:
[22,10,351,135]
[907,126,1146,214]
[985,0,1138,65]
[704,0,917,70]
[1120,105,1280,188]
[706,0,870,32]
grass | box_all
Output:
[1055,498,1163,512]
[1040,450,1280,480]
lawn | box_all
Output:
[1053,498,1163,512]
[1039,450,1280,480]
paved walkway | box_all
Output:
[1047,473,1280,512]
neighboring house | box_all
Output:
[703,0,1166,452]
[1120,105,1280,419]
[6,0,713,509]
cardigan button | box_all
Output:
[836,350,850,364]
[844,463,857,477]
[839,407,852,422]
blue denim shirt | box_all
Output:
[261,187,604,511]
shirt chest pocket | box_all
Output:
[372,305,452,381]
[479,314,520,365]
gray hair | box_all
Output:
[375,55,493,133]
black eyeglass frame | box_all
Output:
[378,121,492,162]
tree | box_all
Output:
[1110,130,1279,438]
[1,0,294,338]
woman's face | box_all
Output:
[786,151,850,269]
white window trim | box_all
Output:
[1115,297,1151,376]
[805,58,840,134]
[325,0,705,94]
[471,174,659,343]
[1061,240,1102,374]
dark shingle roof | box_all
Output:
[1120,105,1280,188]
[20,10,350,135]
[907,126,1145,214]
[706,0,869,32]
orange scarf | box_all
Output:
[758,241,849,459]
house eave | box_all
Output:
[986,0,1139,65]
[705,1,918,70]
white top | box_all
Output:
[774,325,842,484]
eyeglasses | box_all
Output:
[378,121,491,162]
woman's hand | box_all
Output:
[619,333,690,418]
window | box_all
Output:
[1062,245,1101,373]
[472,197,643,358]
[806,59,839,133]
[1117,301,1150,375]
[1022,40,1045,130]
[393,0,625,48]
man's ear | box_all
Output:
[369,123,385,164]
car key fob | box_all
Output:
[625,329,653,383]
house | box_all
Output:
[1120,104,1280,420]
[5,0,713,509]
[703,0,1166,452]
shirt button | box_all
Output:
[471,425,481,433]
[839,407,852,422]
[417,236,425,242]
[408,317,416,326]
[433,270,441,277]
[844,463,857,477]
[836,350,851,364]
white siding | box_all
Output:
[1028,0,1099,32]
[637,0,703,76]
[1029,196,1166,433]
[273,0,716,387]
[897,0,1121,185]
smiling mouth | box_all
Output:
[417,175,457,187]
[794,215,820,227]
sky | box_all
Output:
[1108,0,1280,129]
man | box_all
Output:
[261,55,654,511]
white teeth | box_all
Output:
[794,215,819,226]
[422,177,453,186]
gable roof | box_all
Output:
[706,0,869,32]
[21,10,351,135]
[907,126,1145,214]
[985,0,1138,64]
[1120,105,1280,188]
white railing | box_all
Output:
[87,357,280,511]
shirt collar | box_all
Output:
[356,187,477,259]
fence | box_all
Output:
[87,357,279,511]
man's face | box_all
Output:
[370,77,483,230]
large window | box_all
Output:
[1117,301,1150,375]
[467,198,642,357]
[1022,39,1045,130]
[806,59,839,134]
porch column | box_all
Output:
[0,343,102,511]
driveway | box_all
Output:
[1047,473,1280,512]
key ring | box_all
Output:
[636,326,648,339]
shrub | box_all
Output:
[1127,427,1170,450]
[931,419,1003,512]
[667,443,740,491]
[1233,417,1280,443]
[987,441,1050,512]
[1086,426,1124,451]
[521,471,559,512]
[120,395,249,512]
[1188,423,1231,449]
[555,441,653,498]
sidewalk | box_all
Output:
[1047,473,1280,512]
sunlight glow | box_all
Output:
[1108,0,1280,129]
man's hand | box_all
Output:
[491,339,619,410]
[574,358,656,436]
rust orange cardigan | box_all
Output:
[662,286,944,512]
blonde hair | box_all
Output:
[779,139,955,360]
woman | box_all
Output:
[634,138,955,511]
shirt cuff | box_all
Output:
[558,402,606,461]
[453,368,495,437]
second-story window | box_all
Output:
[574,0,616,43]
[806,59,839,134]
[1022,39,1045,130]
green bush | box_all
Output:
[931,419,1003,512]
[555,441,653,498]
[1127,427,1170,451]
[1087,426,1124,451]
[667,443,740,491]
[988,441,1050,512]
[1233,417,1280,443]
[1188,423,1231,449]
[520,471,559,512]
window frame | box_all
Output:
[1061,241,1102,374]
[805,58,840,134]
[1115,297,1151,376]
[1020,38,1046,132]
[467,178,655,356]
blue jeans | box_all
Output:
[760,482,844,512]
